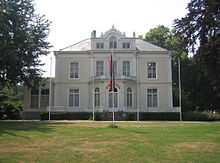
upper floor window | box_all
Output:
[123,42,130,49]
[70,62,79,79]
[96,42,104,49]
[109,36,117,49]
[96,61,104,76]
[147,88,158,108]
[69,88,80,107]
[123,61,130,77]
[147,62,156,79]
[113,61,117,76]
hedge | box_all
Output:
[40,111,220,121]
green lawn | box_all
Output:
[0,121,220,163]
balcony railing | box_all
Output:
[89,74,136,81]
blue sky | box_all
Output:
[35,0,190,77]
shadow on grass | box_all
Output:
[0,122,55,139]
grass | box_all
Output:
[0,121,220,163]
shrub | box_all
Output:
[139,112,180,121]
[40,112,92,120]
[183,111,220,121]
[0,103,22,120]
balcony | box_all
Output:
[89,74,136,81]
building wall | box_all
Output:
[53,50,173,112]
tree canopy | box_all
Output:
[174,0,220,110]
[0,0,51,87]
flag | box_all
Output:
[108,53,117,92]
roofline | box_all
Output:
[59,38,90,51]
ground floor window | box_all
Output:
[109,88,118,108]
[126,88,132,107]
[94,88,100,107]
[147,88,158,108]
[69,88,79,107]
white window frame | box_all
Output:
[126,88,132,107]
[146,88,159,108]
[123,61,130,77]
[94,88,100,107]
[68,88,80,108]
[122,42,130,49]
[147,62,157,80]
[108,88,119,108]
[109,36,117,49]
[96,60,104,76]
[96,42,104,49]
[69,62,80,80]
[113,60,117,77]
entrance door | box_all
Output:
[108,88,118,108]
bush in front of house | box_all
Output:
[40,112,92,120]
[0,103,22,120]
[183,111,220,121]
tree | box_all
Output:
[174,0,220,110]
[0,0,51,88]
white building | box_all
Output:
[24,26,176,119]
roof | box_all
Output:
[60,39,91,51]
[60,38,168,52]
[135,39,167,52]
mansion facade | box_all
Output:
[24,26,177,118]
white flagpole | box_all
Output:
[92,54,95,121]
[178,57,182,121]
[112,49,115,125]
[49,56,52,121]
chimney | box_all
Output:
[91,30,96,38]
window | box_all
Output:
[123,42,130,49]
[41,89,49,107]
[70,62,79,79]
[113,61,117,76]
[147,62,156,79]
[109,36,117,49]
[69,88,80,107]
[94,88,100,107]
[96,61,104,76]
[41,89,49,95]
[109,88,118,108]
[96,42,104,49]
[127,88,132,107]
[147,88,158,108]
[123,61,130,76]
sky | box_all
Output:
[35,0,190,77]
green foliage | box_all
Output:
[0,85,23,119]
[0,0,51,87]
[183,111,220,121]
[174,0,220,110]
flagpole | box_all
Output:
[92,53,95,121]
[112,49,115,126]
[178,57,182,121]
[48,56,52,121]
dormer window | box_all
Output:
[123,42,130,49]
[109,36,117,49]
[96,42,104,49]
